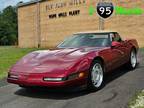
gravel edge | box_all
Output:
[0,78,8,87]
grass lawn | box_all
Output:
[0,46,44,79]
[129,90,144,108]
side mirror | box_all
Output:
[111,41,121,48]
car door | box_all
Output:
[111,47,125,70]
[118,41,130,64]
[114,33,130,64]
[110,33,127,70]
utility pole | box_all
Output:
[99,17,104,30]
[36,0,41,48]
[98,0,104,30]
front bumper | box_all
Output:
[7,73,87,88]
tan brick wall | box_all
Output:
[18,4,38,48]
[18,0,144,48]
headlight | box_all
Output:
[8,73,18,79]
[10,75,19,79]
[43,77,65,81]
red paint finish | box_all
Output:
[7,33,139,88]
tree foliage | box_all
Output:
[0,6,18,45]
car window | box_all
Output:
[111,33,122,42]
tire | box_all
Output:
[126,49,137,69]
[87,60,105,91]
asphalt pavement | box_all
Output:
[0,52,144,108]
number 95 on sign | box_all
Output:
[97,2,114,19]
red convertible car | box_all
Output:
[7,31,139,90]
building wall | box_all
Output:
[18,4,38,48]
[18,0,144,48]
[18,0,100,48]
[40,0,100,47]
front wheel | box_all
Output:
[87,60,104,91]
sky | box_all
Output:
[0,0,30,11]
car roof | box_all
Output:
[74,30,118,34]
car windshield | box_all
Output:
[58,33,110,48]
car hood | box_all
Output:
[10,47,104,75]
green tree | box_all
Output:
[0,6,18,45]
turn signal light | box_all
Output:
[78,72,85,78]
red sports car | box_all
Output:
[7,31,139,90]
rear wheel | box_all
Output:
[87,60,104,91]
[127,49,137,69]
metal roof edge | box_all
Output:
[18,0,42,8]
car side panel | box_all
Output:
[98,48,115,72]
